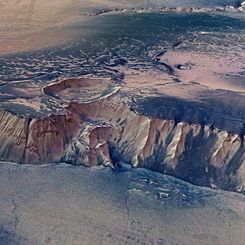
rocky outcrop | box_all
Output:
[88,4,245,16]
[0,110,80,164]
[0,78,244,192]
[0,111,30,163]
[65,97,245,192]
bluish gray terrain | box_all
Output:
[0,162,244,245]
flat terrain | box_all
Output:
[0,0,242,54]
[0,162,244,245]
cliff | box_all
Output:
[0,110,80,164]
[0,88,244,192]
[65,97,245,192]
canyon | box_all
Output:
[0,2,245,244]
[0,77,244,193]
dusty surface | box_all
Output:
[0,162,244,245]
[0,2,245,244]
[161,50,245,93]
[0,1,79,54]
[0,0,243,54]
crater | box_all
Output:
[43,77,120,103]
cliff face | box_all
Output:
[65,98,245,191]
[0,110,80,164]
[0,80,244,192]
[0,111,29,163]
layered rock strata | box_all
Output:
[0,110,80,164]
[0,78,244,192]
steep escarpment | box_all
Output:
[65,97,245,191]
[0,110,80,164]
[132,95,245,136]
[0,111,30,163]
[0,77,244,192]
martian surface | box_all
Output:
[0,1,245,244]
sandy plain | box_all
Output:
[0,0,242,54]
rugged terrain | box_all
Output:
[0,1,245,244]
[0,77,244,192]
[0,8,245,191]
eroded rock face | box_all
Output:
[0,78,244,192]
[0,110,80,164]
[65,97,245,191]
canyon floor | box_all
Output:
[0,162,245,245]
[0,1,245,245]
